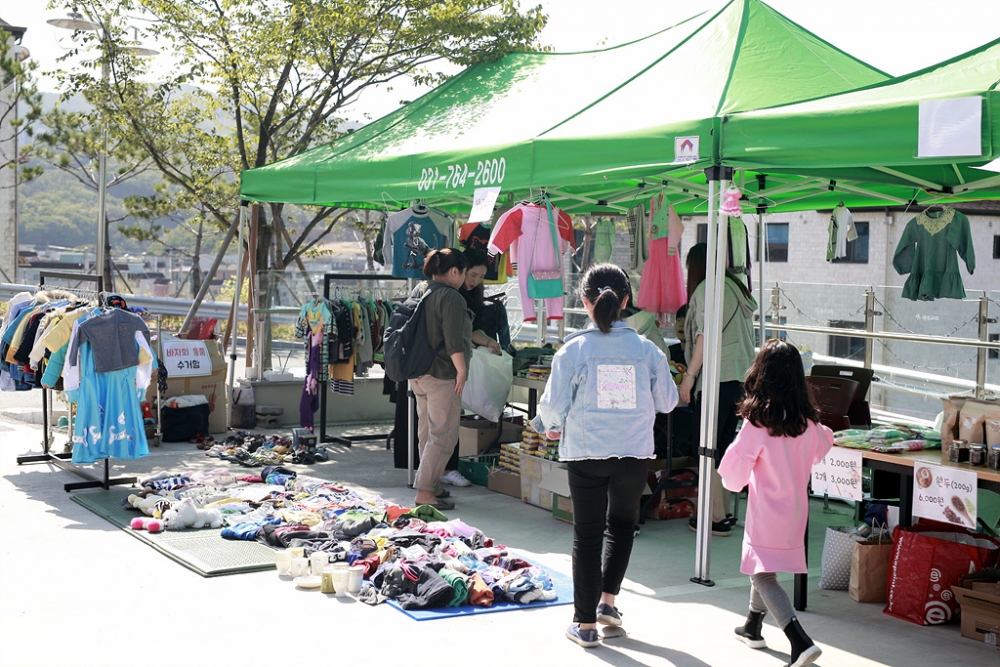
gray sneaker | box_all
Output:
[596,602,623,626]
[566,624,600,648]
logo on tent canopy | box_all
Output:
[674,136,699,164]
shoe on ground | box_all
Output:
[789,645,822,667]
[565,623,599,648]
[596,602,622,626]
[441,470,471,487]
[734,610,767,649]
[688,516,732,537]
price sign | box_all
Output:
[161,340,212,377]
[913,462,978,529]
[468,186,502,223]
[811,446,863,501]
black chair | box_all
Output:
[810,365,873,428]
[806,376,859,432]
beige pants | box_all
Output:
[411,374,462,493]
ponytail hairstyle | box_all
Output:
[422,247,468,280]
[580,263,631,333]
[738,339,819,438]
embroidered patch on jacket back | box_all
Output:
[597,364,637,409]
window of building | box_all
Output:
[697,223,708,245]
[994,235,1000,259]
[754,223,788,262]
[828,320,866,361]
[990,332,999,360]
[832,221,870,264]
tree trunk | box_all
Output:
[180,208,240,334]
[191,219,204,298]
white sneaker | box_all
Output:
[441,470,471,487]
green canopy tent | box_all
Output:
[240,0,888,215]
[720,36,1000,207]
[239,0,894,586]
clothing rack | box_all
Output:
[14,272,158,492]
[317,273,410,446]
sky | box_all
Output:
[5,0,1000,123]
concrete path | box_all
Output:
[0,415,995,667]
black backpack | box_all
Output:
[382,281,450,382]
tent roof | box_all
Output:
[720,36,1000,206]
[240,0,888,214]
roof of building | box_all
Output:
[0,17,27,41]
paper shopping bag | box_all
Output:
[849,535,893,603]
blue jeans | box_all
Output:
[568,456,648,623]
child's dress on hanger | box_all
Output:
[637,195,687,317]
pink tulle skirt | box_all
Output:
[637,237,686,316]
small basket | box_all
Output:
[458,454,500,486]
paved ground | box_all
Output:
[1,414,997,667]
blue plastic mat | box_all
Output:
[387,563,573,620]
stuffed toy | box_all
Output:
[129,517,164,533]
[161,498,223,530]
[127,493,174,518]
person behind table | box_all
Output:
[719,340,831,667]
[410,248,472,510]
[679,242,757,536]
[531,263,678,649]
[460,248,505,355]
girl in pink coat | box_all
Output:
[719,340,833,667]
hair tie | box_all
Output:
[599,286,613,293]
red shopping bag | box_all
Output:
[884,519,1000,625]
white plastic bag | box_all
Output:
[462,348,513,422]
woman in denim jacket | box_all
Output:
[531,263,678,648]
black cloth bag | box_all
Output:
[161,403,210,442]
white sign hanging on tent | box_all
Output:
[674,136,700,164]
[912,461,978,529]
[811,446,863,501]
[918,97,982,158]
[468,186,502,223]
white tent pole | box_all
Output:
[226,204,247,431]
[692,169,731,586]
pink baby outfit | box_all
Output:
[718,420,833,574]
[637,194,686,317]
[488,202,575,322]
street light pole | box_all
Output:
[48,12,157,292]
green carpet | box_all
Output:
[71,488,276,577]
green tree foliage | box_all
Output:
[0,29,43,183]
[50,0,546,274]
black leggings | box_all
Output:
[567,457,648,624]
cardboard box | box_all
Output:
[487,467,521,498]
[551,493,574,523]
[149,335,228,434]
[953,580,1000,645]
[520,452,567,510]
[459,417,524,458]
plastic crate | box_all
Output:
[458,454,500,486]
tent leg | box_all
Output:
[226,205,247,431]
[692,168,732,586]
